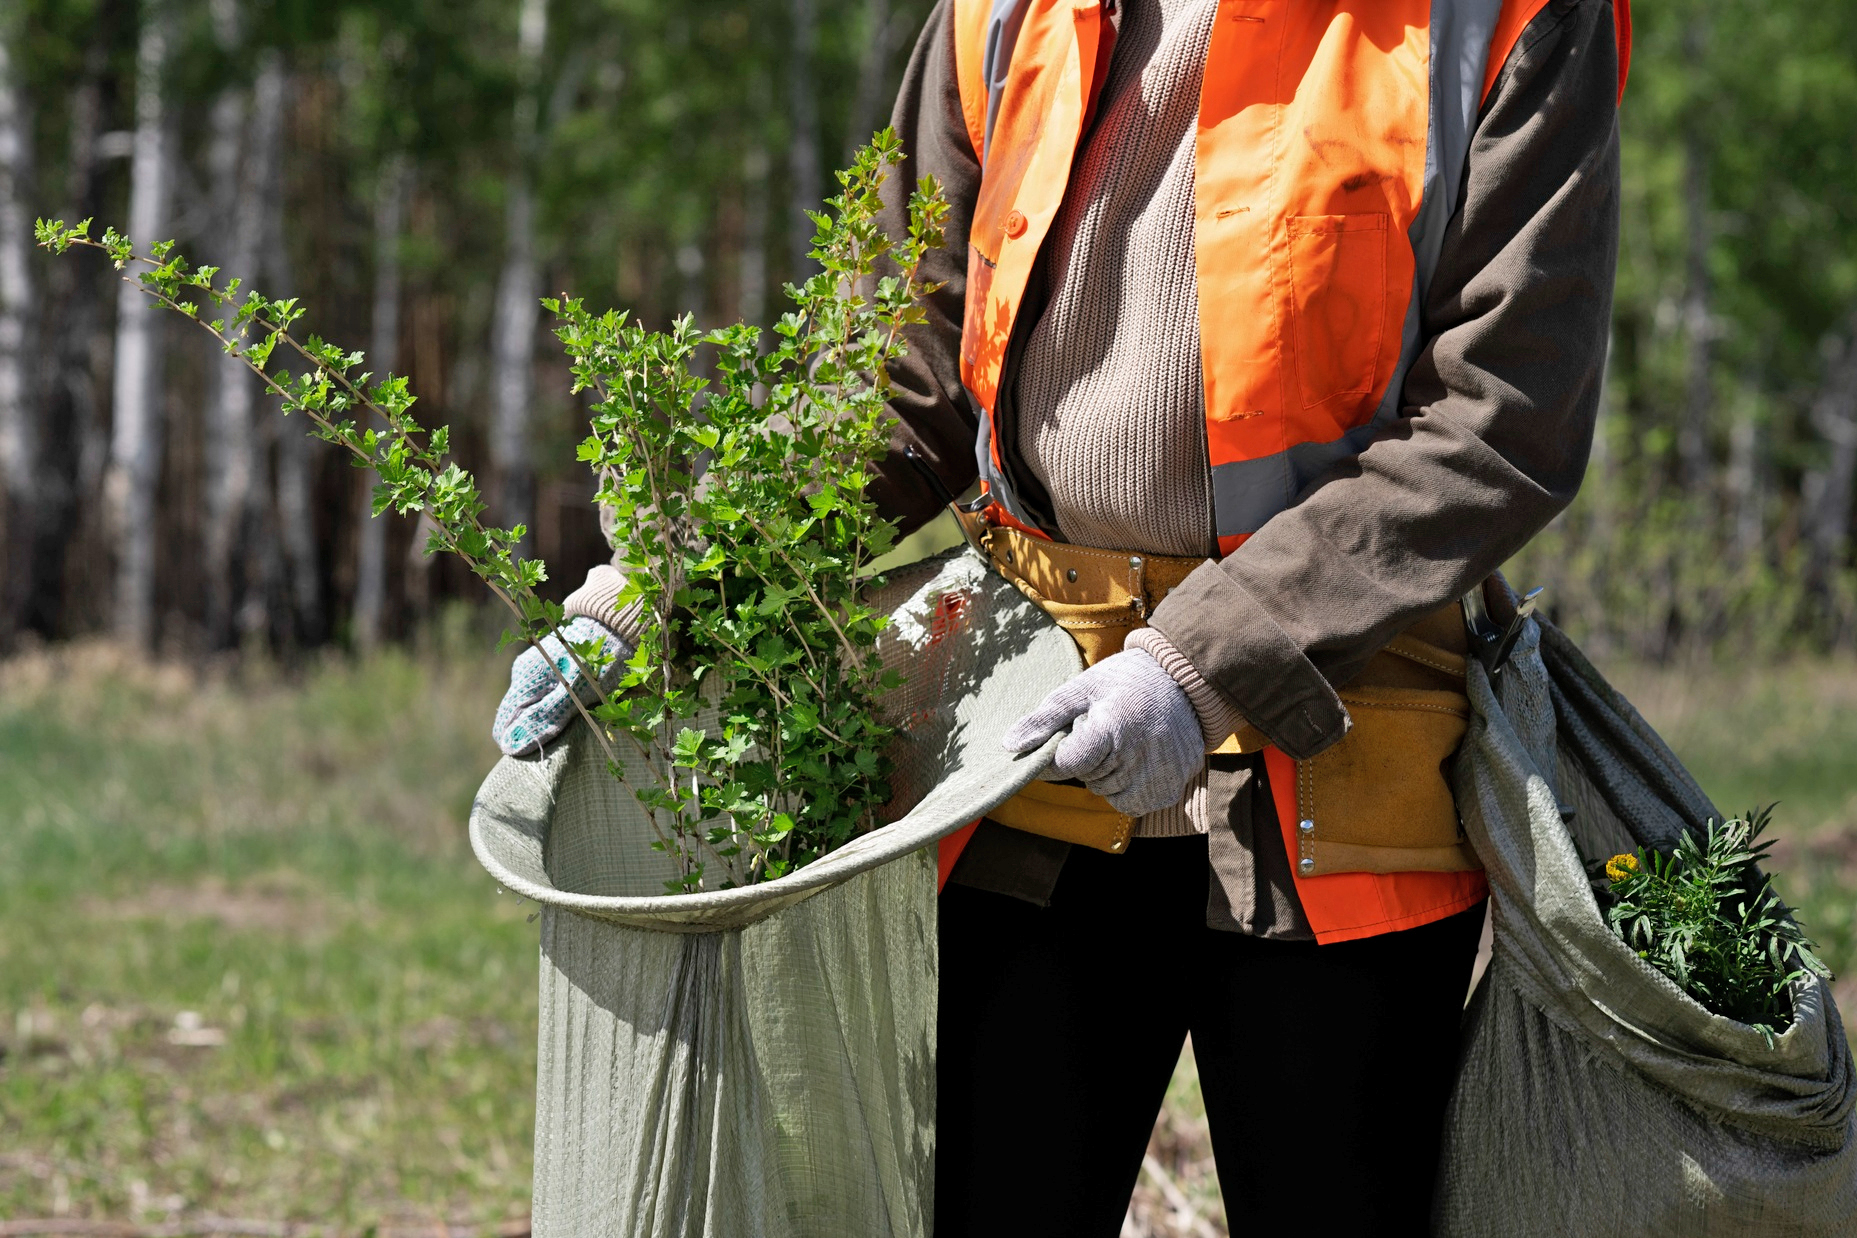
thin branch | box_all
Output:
[68,238,691,869]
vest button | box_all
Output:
[1004,209,1028,238]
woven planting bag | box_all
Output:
[469,551,1077,1237]
[1436,615,1857,1236]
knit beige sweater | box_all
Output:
[1013,0,1220,838]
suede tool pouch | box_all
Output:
[955,510,1208,852]
[1290,619,1482,876]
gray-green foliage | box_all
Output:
[1600,806,1832,1045]
[34,131,946,892]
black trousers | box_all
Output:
[935,834,1486,1237]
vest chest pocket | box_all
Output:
[1287,213,1389,410]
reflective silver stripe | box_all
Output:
[1210,0,1506,541]
[981,0,1033,152]
[1210,424,1382,540]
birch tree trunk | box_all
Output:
[352,153,408,651]
[1725,409,1764,560]
[105,0,174,649]
[489,0,547,545]
[787,0,820,279]
[229,53,290,644]
[201,27,259,646]
[0,23,38,646]
[252,52,323,645]
[1806,316,1857,619]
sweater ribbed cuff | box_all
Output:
[1125,626,1248,753]
[1147,563,1349,760]
[562,565,647,650]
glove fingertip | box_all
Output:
[1001,719,1053,755]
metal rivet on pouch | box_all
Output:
[1066,569,1078,583]
[1299,858,1316,875]
[1129,556,1143,569]
[1299,818,1315,832]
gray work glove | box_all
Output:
[1001,648,1203,817]
[491,616,632,756]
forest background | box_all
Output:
[1,0,1856,1234]
[0,0,1855,655]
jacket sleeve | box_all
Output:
[1147,0,1623,760]
[866,0,985,538]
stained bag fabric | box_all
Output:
[469,550,1078,1237]
[1437,615,1857,1236]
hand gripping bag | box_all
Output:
[468,550,1077,1237]
[1436,612,1857,1236]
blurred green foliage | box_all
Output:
[9,0,1857,654]
[1512,0,1857,656]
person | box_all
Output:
[494,0,1629,1231]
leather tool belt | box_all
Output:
[958,509,1483,875]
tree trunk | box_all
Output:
[252,52,323,646]
[1676,21,1714,494]
[1805,315,1857,620]
[739,143,769,328]
[33,36,110,639]
[201,71,253,645]
[1725,406,1763,560]
[0,22,38,648]
[786,0,820,279]
[104,0,174,649]
[352,153,408,651]
[489,0,547,543]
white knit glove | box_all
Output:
[490,616,632,756]
[491,564,649,756]
[1001,648,1204,817]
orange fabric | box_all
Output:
[952,0,992,159]
[1264,748,1487,944]
[951,2,1529,940]
[983,501,1055,542]
[1613,0,1632,103]
[960,0,1113,417]
[1194,1,1430,488]
[939,819,983,891]
[1482,0,1631,107]
[1479,1,1551,105]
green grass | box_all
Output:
[0,628,1852,1232]
[0,622,538,1229]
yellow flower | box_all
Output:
[1606,853,1641,882]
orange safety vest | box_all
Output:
[945,0,1631,943]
